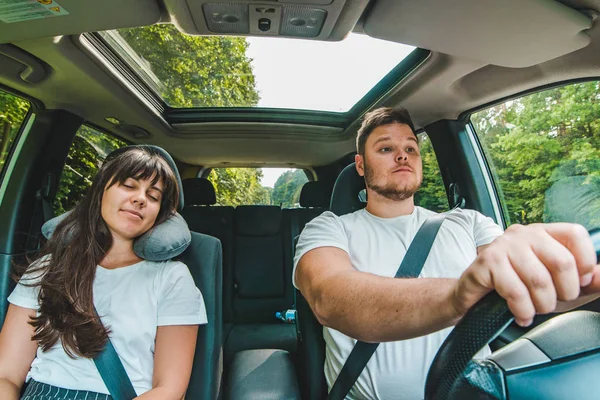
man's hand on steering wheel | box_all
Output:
[452,223,600,327]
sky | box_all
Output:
[247,33,415,185]
[261,168,292,187]
[246,33,415,112]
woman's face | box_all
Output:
[101,175,164,241]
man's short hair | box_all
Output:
[356,107,417,155]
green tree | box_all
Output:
[415,135,448,212]
[271,170,308,208]
[207,168,271,206]
[116,25,259,108]
[0,91,30,172]
[472,81,600,227]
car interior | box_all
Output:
[1,0,600,399]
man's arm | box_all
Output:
[296,246,462,343]
[296,223,600,342]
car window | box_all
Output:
[0,89,31,178]
[471,81,600,230]
[53,125,127,215]
[415,132,448,213]
[208,167,309,207]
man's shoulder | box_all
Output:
[310,209,366,226]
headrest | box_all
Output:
[182,178,217,206]
[42,145,191,261]
[330,163,366,216]
[235,206,282,236]
[106,145,185,211]
[299,181,330,208]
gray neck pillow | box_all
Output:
[41,211,191,262]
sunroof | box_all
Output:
[98,25,416,112]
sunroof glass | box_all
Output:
[99,25,416,112]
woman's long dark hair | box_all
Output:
[19,147,180,358]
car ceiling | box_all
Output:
[0,0,598,168]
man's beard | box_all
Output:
[364,161,422,201]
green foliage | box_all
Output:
[472,81,600,228]
[271,170,308,208]
[53,126,127,215]
[415,135,448,212]
[208,168,271,206]
[117,25,259,108]
[0,91,30,172]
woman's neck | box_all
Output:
[99,237,142,269]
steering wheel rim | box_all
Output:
[425,228,600,400]
[424,291,512,400]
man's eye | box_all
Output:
[379,147,392,153]
[406,147,415,153]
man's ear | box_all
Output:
[355,154,365,177]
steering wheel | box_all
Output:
[425,228,600,400]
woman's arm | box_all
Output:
[0,305,39,400]
[135,325,198,400]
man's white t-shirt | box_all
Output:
[8,259,207,396]
[293,206,504,400]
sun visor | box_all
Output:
[0,0,161,44]
[362,0,593,68]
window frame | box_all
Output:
[0,85,37,201]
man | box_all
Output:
[293,107,600,400]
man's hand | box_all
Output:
[453,223,600,327]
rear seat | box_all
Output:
[226,205,297,360]
[181,179,331,369]
[284,181,330,241]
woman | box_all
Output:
[0,146,206,399]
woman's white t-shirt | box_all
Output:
[293,207,504,400]
[8,259,207,396]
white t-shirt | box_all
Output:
[293,206,504,400]
[8,259,207,396]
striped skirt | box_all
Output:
[21,380,113,400]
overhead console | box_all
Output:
[361,0,595,68]
[162,0,368,40]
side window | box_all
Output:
[0,89,31,177]
[415,132,448,213]
[54,125,127,215]
[207,168,309,207]
[471,81,600,230]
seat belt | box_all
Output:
[93,310,137,400]
[327,210,453,400]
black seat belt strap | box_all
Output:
[327,210,453,400]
